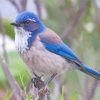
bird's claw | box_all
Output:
[31,72,45,90]
[31,72,57,88]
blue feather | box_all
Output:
[80,64,100,80]
[41,39,81,63]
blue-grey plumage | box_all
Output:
[11,11,100,80]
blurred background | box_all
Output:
[0,0,100,100]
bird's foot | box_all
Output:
[27,72,57,100]
[31,72,51,100]
[31,72,57,88]
[31,72,45,90]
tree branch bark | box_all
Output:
[0,12,8,63]
[20,0,27,11]
[0,56,25,100]
[34,0,42,20]
[86,79,100,100]
[8,0,27,12]
[7,0,21,12]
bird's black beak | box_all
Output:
[10,22,20,27]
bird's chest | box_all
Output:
[20,41,73,76]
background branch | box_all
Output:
[0,12,8,63]
[34,0,42,20]
[86,79,99,100]
[0,56,25,100]
[7,0,21,12]
[61,0,88,41]
[7,0,27,12]
[20,0,27,11]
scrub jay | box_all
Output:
[11,11,100,81]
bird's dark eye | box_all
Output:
[20,20,30,26]
[25,20,30,24]
[21,19,36,26]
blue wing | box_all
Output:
[41,38,81,64]
[39,29,81,64]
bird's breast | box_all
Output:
[20,40,74,76]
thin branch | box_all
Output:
[0,12,8,63]
[20,0,27,11]
[2,33,8,63]
[61,0,88,40]
[53,78,62,100]
[93,0,100,32]
[7,0,21,12]
[86,79,100,100]
[34,0,42,20]
[0,56,25,100]
[8,0,27,12]
[83,77,89,100]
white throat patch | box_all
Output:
[15,27,31,53]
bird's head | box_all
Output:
[11,11,46,34]
[11,11,46,52]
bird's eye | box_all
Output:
[25,20,30,24]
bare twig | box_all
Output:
[20,0,27,11]
[83,77,89,99]
[8,0,27,12]
[93,0,100,32]
[61,0,88,40]
[7,0,21,12]
[0,56,25,100]
[0,12,8,63]
[86,79,100,100]
[2,33,8,63]
[53,78,62,100]
[34,0,42,20]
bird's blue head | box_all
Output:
[11,11,46,33]
[11,11,46,50]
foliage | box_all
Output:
[4,20,15,39]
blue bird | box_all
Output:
[11,11,100,81]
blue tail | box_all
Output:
[78,64,100,80]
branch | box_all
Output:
[0,56,25,100]
[7,0,21,12]
[0,12,8,63]
[61,0,88,40]
[86,79,100,100]
[34,0,42,20]
[53,78,62,100]
[20,0,27,11]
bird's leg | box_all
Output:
[31,72,49,100]
[26,73,45,98]
[45,73,57,84]
[31,72,45,90]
